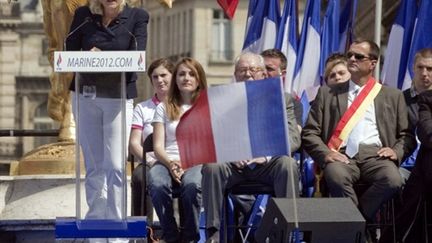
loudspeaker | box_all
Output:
[255,198,365,243]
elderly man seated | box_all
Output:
[202,52,300,243]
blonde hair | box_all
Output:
[324,53,348,82]
[88,0,127,15]
[166,58,207,121]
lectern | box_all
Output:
[53,51,147,240]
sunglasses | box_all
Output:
[346,52,370,61]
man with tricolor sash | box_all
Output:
[302,39,416,224]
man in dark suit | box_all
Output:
[380,48,432,243]
[302,39,416,224]
[400,48,432,170]
[403,48,432,127]
[261,48,304,130]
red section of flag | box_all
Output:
[217,0,239,19]
[176,91,216,169]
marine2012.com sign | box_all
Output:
[54,51,146,73]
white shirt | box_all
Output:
[345,80,382,148]
[152,103,192,161]
[131,95,160,163]
[131,96,160,142]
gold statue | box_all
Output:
[159,0,175,8]
[41,0,88,142]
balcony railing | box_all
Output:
[0,129,59,137]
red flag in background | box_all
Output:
[217,0,239,19]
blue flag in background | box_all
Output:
[402,0,432,90]
[382,0,417,89]
[292,0,321,101]
[276,0,298,93]
[320,0,340,83]
[242,0,281,53]
[244,0,258,36]
[339,0,358,52]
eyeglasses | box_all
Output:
[237,66,264,75]
[346,52,370,61]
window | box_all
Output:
[211,10,233,62]
[39,38,50,66]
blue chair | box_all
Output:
[223,181,275,243]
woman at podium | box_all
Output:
[65,0,149,221]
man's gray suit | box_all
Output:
[302,81,416,220]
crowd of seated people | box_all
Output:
[128,39,430,243]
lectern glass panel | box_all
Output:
[73,72,128,229]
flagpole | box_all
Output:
[374,0,382,80]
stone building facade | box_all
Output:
[0,0,54,166]
[0,0,400,166]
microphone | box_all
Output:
[64,17,92,51]
[116,19,138,51]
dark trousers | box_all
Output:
[380,149,432,243]
[324,145,403,221]
[131,163,147,216]
[201,155,298,231]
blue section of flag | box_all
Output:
[292,0,321,100]
[242,0,281,52]
[320,0,340,81]
[244,0,258,35]
[293,0,320,79]
[247,0,258,18]
[405,0,432,83]
[245,78,289,157]
[339,0,358,52]
[382,0,417,89]
[286,0,298,55]
[276,0,298,51]
[276,0,298,92]
[395,0,418,88]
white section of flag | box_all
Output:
[381,25,404,88]
[207,83,252,162]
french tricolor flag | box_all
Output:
[292,0,321,101]
[276,0,298,94]
[381,0,417,89]
[339,0,358,52]
[242,0,280,53]
[176,78,290,169]
[402,0,432,90]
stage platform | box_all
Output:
[0,174,149,242]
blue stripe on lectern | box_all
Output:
[55,217,147,238]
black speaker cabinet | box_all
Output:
[255,198,366,243]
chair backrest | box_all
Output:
[140,133,154,217]
[142,133,154,164]
[130,133,154,173]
